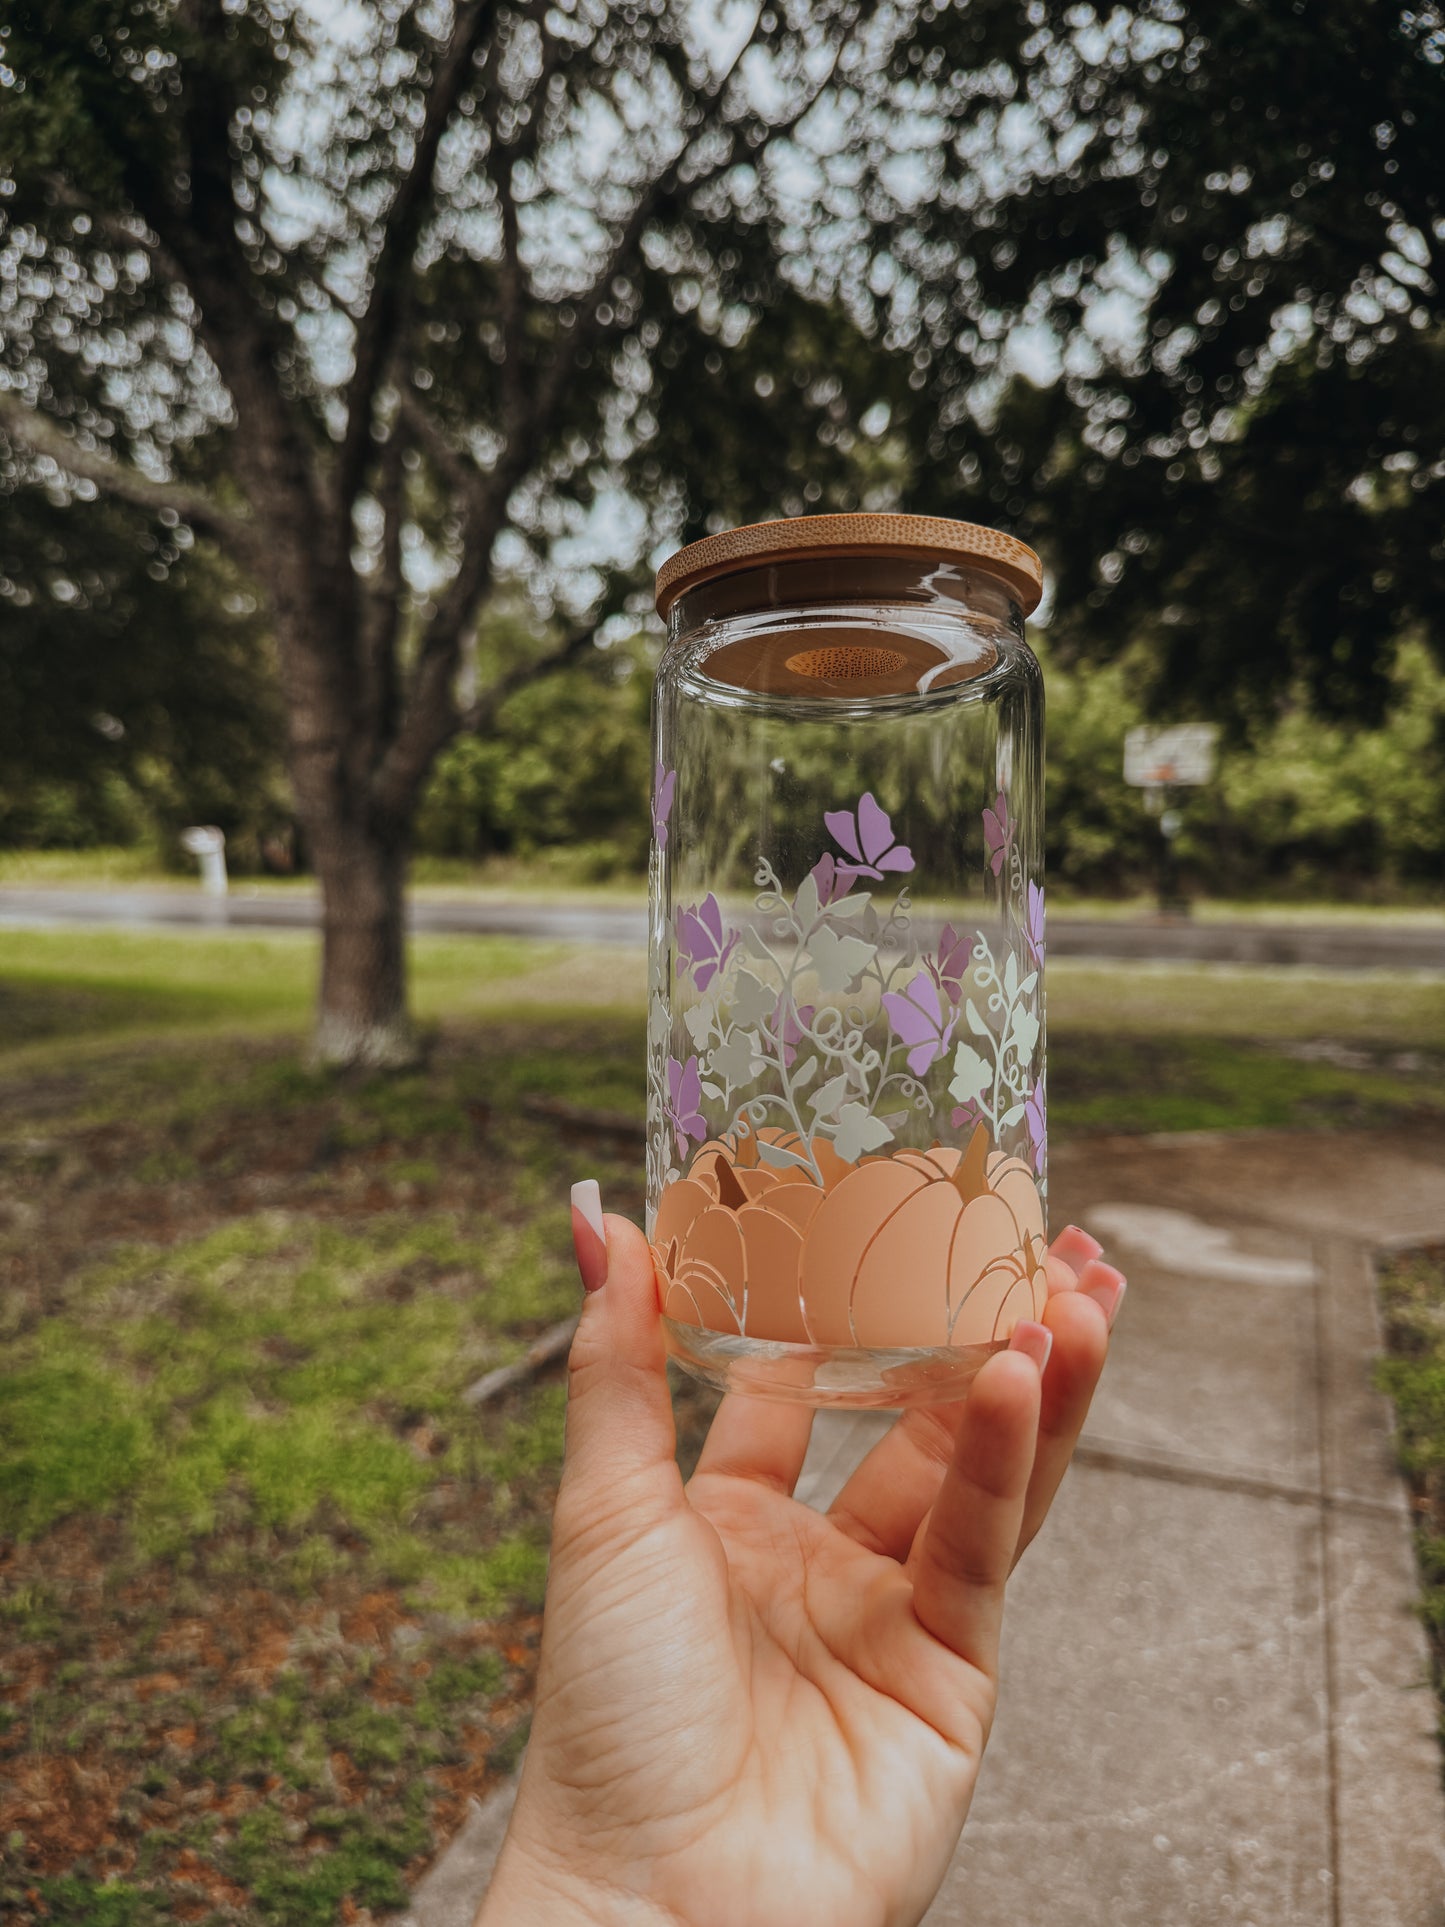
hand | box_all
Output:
[480,1201,1124,1927]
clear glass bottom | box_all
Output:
[663,1317,1001,1409]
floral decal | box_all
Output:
[647,781,1046,1335]
[664,1054,707,1161]
[824,792,914,880]
[807,852,852,908]
[651,762,677,851]
[1025,880,1045,970]
[927,923,972,1008]
[1025,1068,1047,1174]
[676,892,738,991]
[982,790,1011,877]
[882,969,957,1077]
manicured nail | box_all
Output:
[1008,1320,1054,1373]
[1078,1259,1127,1329]
[1052,1224,1103,1266]
[570,1180,608,1293]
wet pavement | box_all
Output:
[1,885,1441,971]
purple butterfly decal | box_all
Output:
[881,969,956,1077]
[675,892,738,991]
[651,762,677,851]
[807,852,852,909]
[824,791,914,881]
[983,790,1011,877]
[1025,1070,1047,1174]
[665,1054,707,1161]
[1025,880,1045,969]
[951,1098,986,1134]
[927,921,973,1007]
[763,995,814,1070]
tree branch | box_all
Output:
[487,4,568,381]
[139,1,329,546]
[370,604,615,822]
[0,393,252,553]
[522,21,848,442]
[360,426,411,746]
[37,172,191,293]
[457,611,614,735]
[339,0,502,509]
[397,389,489,521]
[372,9,865,823]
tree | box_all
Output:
[6,2,1439,1071]
[883,3,1445,718]
[0,486,285,852]
[0,0,936,1063]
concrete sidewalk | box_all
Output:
[398,1128,1445,1927]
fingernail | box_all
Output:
[1008,1320,1053,1373]
[1078,1260,1127,1329]
[1054,1224,1103,1265]
[570,1180,608,1293]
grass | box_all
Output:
[0,983,648,1924]
[1374,1247,1445,1723]
[0,846,647,901]
[1,925,1443,1922]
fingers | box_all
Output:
[910,1345,1044,1680]
[827,1226,1120,1562]
[826,1401,963,1563]
[1013,1286,1111,1562]
[558,1188,680,1518]
[1050,1223,1102,1275]
[691,1393,815,1496]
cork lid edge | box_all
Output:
[654,512,1043,619]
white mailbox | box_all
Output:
[180,825,228,897]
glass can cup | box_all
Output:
[647,514,1046,1408]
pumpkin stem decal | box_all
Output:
[714,1156,747,1211]
[951,1122,992,1205]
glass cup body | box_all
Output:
[647,552,1045,1407]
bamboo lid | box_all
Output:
[655,512,1043,619]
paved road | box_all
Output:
[0,885,1441,970]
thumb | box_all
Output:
[559,1182,680,1516]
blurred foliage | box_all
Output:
[1045,635,1445,895]
[891,4,1445,720]
[413,633,1445,898]
[1,0,1443,897]
[0,488,288,867]
[416,636,654,877]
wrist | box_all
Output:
[479,1825,683,1927]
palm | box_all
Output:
[487,1215,1114,1927]
[647,1474,983,1926]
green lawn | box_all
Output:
[1,927,1442,1923]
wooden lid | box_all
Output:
[655,512,1043,618]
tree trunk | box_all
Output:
[309,815,416,1068]
[267,560,418,1071]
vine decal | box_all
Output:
[647,784,1047,1347]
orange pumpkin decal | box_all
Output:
[798,1126,1046,1348]
[653,1144,822,1342]
[653,1121,1045,1352]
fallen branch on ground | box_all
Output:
[462,1316,580,1407]
[519,1096,646,1142]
